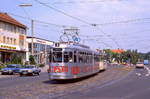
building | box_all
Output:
[26,36,54,65]
[0,12,27,63]
[111,49,124,54]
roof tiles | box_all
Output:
[0,12,26,29]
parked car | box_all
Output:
[144,60,149,65]
[136,62,144,68]
[19,65,41,76]
[1,64,22,75]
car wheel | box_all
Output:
[1,72,4,75]
[30,73,33,76]
[10,72,14,75]
[37,72,40,75]
[20,73,23,76]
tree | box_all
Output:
[103,49,140,64]
[11,55,23,64]
[29,55,36,65]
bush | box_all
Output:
[11,55,23,65]
[29,55,36,65]
[38,64,45,68]
[0,66,4,70]
[0,62,5,70]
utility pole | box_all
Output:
[31,20,34,56]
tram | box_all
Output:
[48,42,102,80]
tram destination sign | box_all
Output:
[53,48,62,51]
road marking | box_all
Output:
[145,74,149,76]
[144,65,150,76]
[96,70,134,89]
[136,73,141,76]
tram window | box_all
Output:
[97,55,100,62]
[64,52,73,63]
[90,55,93,63]
[86,55,88,63]
[83,53,86,63]
[94,55,99,62]
[74,51,77,63]
[53,52,62,62]
[64,54,69,62]
[49,52,52,62]
[79,54,83,63]
[74,55,77,63]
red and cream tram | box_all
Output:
[48,42,101,80]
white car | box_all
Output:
[136,62,144,68]
[19,65,41,76]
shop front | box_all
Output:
[0,50,13,63]
[0,44,26,63]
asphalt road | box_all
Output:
[0,72,48,89]
[0,65,134,99]
[62,66,150,99]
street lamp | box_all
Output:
[19,4,33,7]
[19,4,34,56]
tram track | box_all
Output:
[0,65,134,99]
[48,66,134,99]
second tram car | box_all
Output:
[48,42,101,80]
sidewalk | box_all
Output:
[39,65,49,72]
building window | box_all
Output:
[0,22,2,30]
[3,36,6,43]
[7,37,9,44]
[19,40,24,47]
[10,38,13,44]
[17,28,26,34]
[14,39,16,45]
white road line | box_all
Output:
[144,65,150,76]
[136,73,141,76]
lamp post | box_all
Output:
[19,4,34,56]
[19,4,32,7]
[31,20,34,56]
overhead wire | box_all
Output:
[82,38,112,48]
[80,34,113,48]
[34,0,92,25]
[17,0,31,19]
[34,0,122,48]
[7,0,150,49]
[33,0,150,49]
[8,12,150,49]
[7,12,75,28]
[95,25,122,48]
[7,12,150,28]
[43,0,128,5]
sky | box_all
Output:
[0,0,150,52]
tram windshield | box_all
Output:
[64,52,73,63]
[53,52,62,62]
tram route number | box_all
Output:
[49,66,99,75]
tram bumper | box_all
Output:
[48,73,77,80]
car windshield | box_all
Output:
[137,62,143,64]
[6,64,18,68]
[24,66,35,68]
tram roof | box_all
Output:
[54,42,89,49]
[54,42,99,53]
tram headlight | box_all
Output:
[55,69,59,73]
